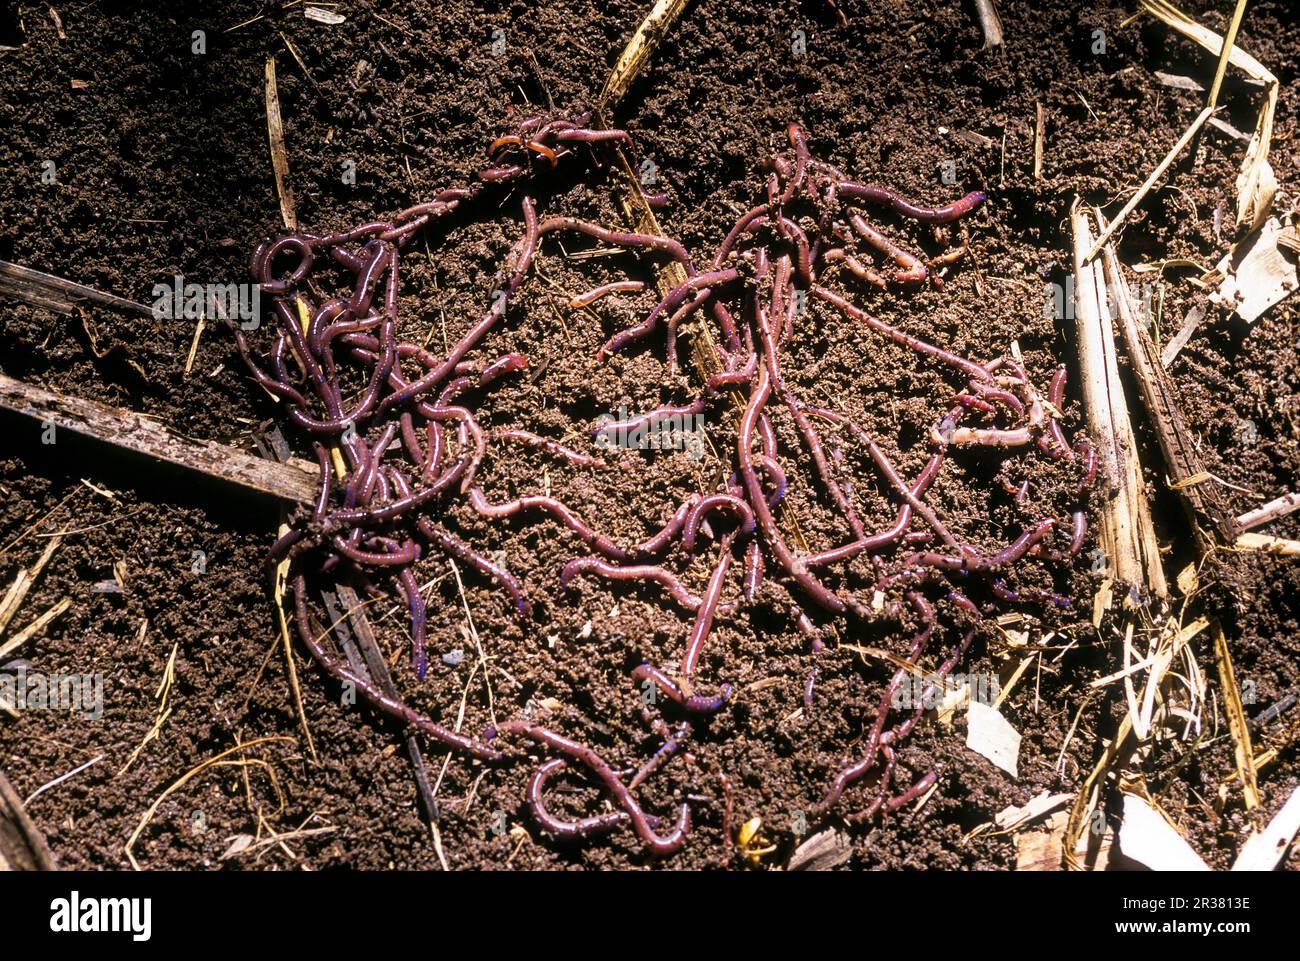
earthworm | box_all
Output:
[1075,438,1097,489]
[498,720,690,855]
[909,518,1055,572]
[527,759,628,839]
[416,518,530,616]
[467,487,634,563]
[682,495,755,551]
[568,280,645,309]
[812,286,993,382]
[628,722,691,790]
[836,183,987,224]
[561,556,728,614]
[742,540,764,601]
[290,574,502,761]
[234,117,1086,858]
[849,213,928,284]
[680,533,736,679]
[632,664,733,716]
[496,429,608,469]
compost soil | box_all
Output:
[1,0,1297,870]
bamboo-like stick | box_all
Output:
[599,0,691,108]
[1234,532,1300,556]
[1084,106,1213,263]
[1095,214,1237,547]
[1236,492,1300,532]
[264,57,297,231]
[0,260,152,317]
[0,769,59,871]
[1204,0,1251,112]
[1033,102,1045,180]
[1071,203,1167,600]
[972,0,1005,49]
[0,372,319,504]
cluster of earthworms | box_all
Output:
[232,116,1093,860]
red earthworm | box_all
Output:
[991,580,1072,608]
[628,722,691,790]
[740,362,844,613]
[331,534,419,567]
[836,183,987,224]
[969,380,1026,419]
[815,623,972,817]
[803,446,948,571]
[379,197,540,412]
[680,533,736,679]
[743,540,764,601]
[291,574,502,760]
[705,352,758,394]
[497,720,690,855]
[809,406,959,551]
[496,429,608,469]
[350,423,397,505]
[930,243,969,268]
[1075,438,1097,489]
[417,517,530,616]
[754,454,787,508]
[954,392,999,416]
[385,465,412,499]
[823,247,889,289]
[1049,365,1068,407]
[467,487,633,563]
[632,664,732,716]
[812,286,993,382]
[882,765,942,813]
[568,280,645,309]
[712,205,770,268]
[561,556,730,614]
[398,565,428,678]
[849,213,928,284]
[327,446,469,525]
[844,744,898,823]
[1068,510,1088,554]
[552,127,634,146]
[528,142,560,166]
[778,123,810,207]
[758,294,866,542]
[940,425,1033,447]
[539,216,695,272]
[470,352,529,386]
[662,288,713,373]
[595,398,707,442]
[910,518,1055,572]
[526,759,628,839]
[682,494,755,551]
[635,497,700,558]
[598,269,738,361]
[479,164,527,182]
[792,607,825,654]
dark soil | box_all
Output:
[1,0,1297,870]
